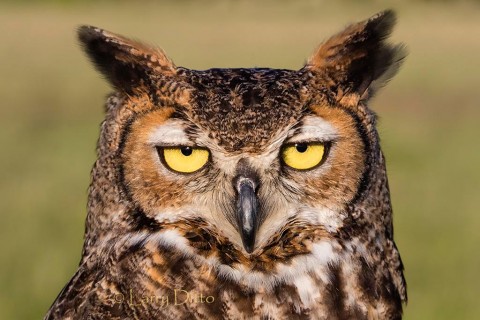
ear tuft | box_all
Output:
[77,26,176,93]
[306,10,407,102]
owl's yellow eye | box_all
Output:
[281,143,326,170]
[160,146,210,173]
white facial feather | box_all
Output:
[287,116,339,143]
[153,207,199,224]
[148,120,191,146]
[297,206,346,233]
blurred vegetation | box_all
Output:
[0,0,479,319]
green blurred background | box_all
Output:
[1,0,479,319]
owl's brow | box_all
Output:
[147,119,193,146]
[285,116,339,143]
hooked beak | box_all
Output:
[235,177,259,253]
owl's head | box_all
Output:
[80,11,405,262]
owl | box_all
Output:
[46,10,407,320]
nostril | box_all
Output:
[233,158,260,193]
[236,177,257,194]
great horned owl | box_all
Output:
[46,10,407,320]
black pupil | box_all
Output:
[295,143,308,153]
[181,147,193,156]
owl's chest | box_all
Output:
[107,234,380,320]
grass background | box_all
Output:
[0,0,479,319]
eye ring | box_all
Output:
[156,146,210,174]
[280,142,331,171]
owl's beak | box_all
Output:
[235,177,259,254]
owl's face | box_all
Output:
[79,11,404,259]
[120,68,367,253]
